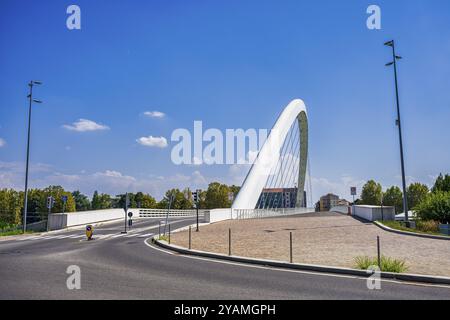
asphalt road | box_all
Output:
[1,217,450,300]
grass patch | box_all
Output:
[0,229,33,237]
[354,255,408,273]
[157,234,169,242]
[380,220,447,237]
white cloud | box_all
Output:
[144,111,165,118]
[310,175,367,204]
[0,138,5,147]
[63,119,110,132]
[137,136,168,148]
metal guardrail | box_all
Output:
[234,208,315,220]
[138,208,204,218]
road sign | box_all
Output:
[351,187,357,196]
[62,195,68,203]
[128,211,133,218]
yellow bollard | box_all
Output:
[86,225,93,241]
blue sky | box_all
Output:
[0,0,449,202]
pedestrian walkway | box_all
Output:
[10,231,155,242]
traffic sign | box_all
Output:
[350,187,357,196]
[62,195,68,203]
[128,211,133,218]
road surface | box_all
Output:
[1,217,449,299]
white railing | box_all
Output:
[233,207,315,220]
[138,208,204,218]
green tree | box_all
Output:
[26,188,45,215]
[383,186,403,214]
[0,189,23,226]
[116,193,137,209]
[91,191,112,209]
[407,183,429,209]
[360,180,382,205]
[229,185,241,202]
[204,182,232,209]
[415,191,450,224]
[135,192,156,209]
[40,186,75,214]
[159,189,193,209]
[72,190,90,211]
[432,173,450,193]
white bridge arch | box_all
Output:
[232,99,308,210]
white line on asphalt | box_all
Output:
[17,236,41,241]
[53,235,75,239]
[143,238,450,290]
[67,234,83,239]
[111,234,126,238]
[124,234,138,238]
[137,233,154,238]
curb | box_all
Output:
[374,221,450,241]
[152,237,450,286]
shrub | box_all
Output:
[415,191,450,224]
[158,234,169,242]
[354,255,408,273]
[416,220,440,233]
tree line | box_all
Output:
[357,173,450,215]
[0,182,240,226]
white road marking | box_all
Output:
[137,233,154,238]
[143,238,450,290]
[7,218,193,243]
[111,234,126,238]
[53,235,75,239]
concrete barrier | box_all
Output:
[48,208,200,230]
[48,209,135,230]
[353,205,395,222]
[204,208,232,223]
[330,205,351,215]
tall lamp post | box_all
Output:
[384,40,409,223]
[23,80,42,233]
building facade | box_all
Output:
[319,193,339,211]
[256,188,307,209]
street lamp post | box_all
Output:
[23,81,42,233]
[384,40,409,223]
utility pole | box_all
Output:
[23,81,42,233]
[385,40,409,223]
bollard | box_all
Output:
[168,224,171,244]
[289,232,293,263]
[189,226,192,250]
[377,235,381,269]
[159,221,161,237]
[228,228,231,256]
